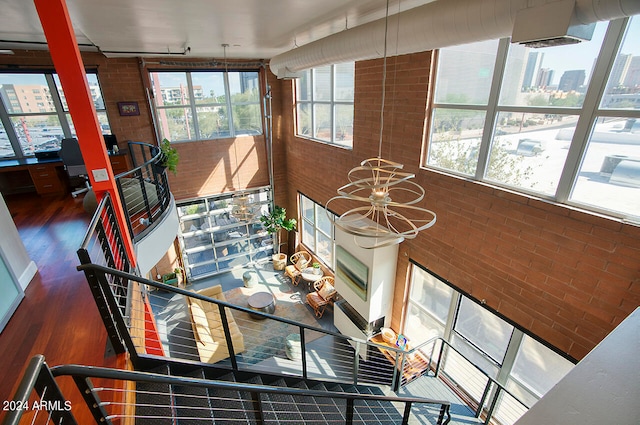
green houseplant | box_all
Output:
[260,205,296,270]
[157,138,179,175]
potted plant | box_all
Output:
[161,267,183,287]
[312,262,322,275]
[260,205,296,270]
[154,138,179,175]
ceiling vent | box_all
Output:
[511,0,596,48]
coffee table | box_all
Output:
[247,291,276,319]
[300,267,323,291]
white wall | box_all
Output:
[135,197,180,277]
[0,194,37,289]
[515,307,640,425]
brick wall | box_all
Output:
[277,52,640,361]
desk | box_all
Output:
[0,153,131,196]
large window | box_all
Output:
[150,70,262,142]
[0,71,110,158]
[405,264,574,423]
[295,63,354,148]
[177,188,271,280]
[426,17,640,222]
[299,193,337,269]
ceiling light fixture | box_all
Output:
[225,43,258,222]
[326,0,436,249]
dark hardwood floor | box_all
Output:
[0,193,127,423]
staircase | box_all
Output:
[2,355,451,425]
[133,363,408,424]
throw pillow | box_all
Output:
[318,282,335,300]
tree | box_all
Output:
[260,206,296,255]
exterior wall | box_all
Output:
[277,52,640,361]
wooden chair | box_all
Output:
[285,251,311,286]
[306,276,337,318]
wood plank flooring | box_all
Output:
[0,193,127,424]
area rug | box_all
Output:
[223,282,325,364]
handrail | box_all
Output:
[3,354,452,425]
[51,363,450,409]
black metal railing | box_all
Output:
[114,141,172,241]
[3,355,452,425]
[425,338,531,425]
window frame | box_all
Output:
[0,70,110,159]
[295,63,355,148]
[424,17,640,222]
[299,192,337,270]
[150,69,263,142]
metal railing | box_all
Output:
[3,355,452,425]
[426,338,531,425]
[115,141,172,241]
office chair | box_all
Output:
[59,137,91,197]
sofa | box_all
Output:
[187,285,245,363]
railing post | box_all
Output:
[402,401,413,424]
[299,326,308,379]
[251,391,264,425]
[438,404,451,425]
[484,387,502,425]
[33,361,78,425]
[352,342,360,385]
[434,340,446,378]
[72,376,113,425]
[218,304,238,370]
[346,398,354,425]
[392,350,401,391]
[476,380,493,418]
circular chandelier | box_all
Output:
[327,0,436,249]
[326,158,436,249]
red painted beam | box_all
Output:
[33,0,136,266]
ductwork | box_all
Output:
[269,0,640,78]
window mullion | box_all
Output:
[331,64,336,143]
[443,292,460,342]
[186,73,200,140]
[495,328,524,386]
[475,38,510,180]
[555,18,628,203]
[0,96,22,158]
[46,74,73,138]
[224,71,235,137]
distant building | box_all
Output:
[558,70,586,92]
[523,51,544,90]
[536,68,554,89]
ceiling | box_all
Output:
[0,0,435,59]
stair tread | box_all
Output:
[208,371,254,423]
[173,369,213,424]
[136,365,173,425]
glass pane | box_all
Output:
[301,195,314,222]
[427,108,484,175]
[487,112,577,195]
[335,63,354,101]
[454,298,513,364]
[196,106,229,139]
[232,103,262,135]
[156,107,196,141]
[229,72,260,102]
[296,103,311,137]
[510,334,574,398]
[404,302,445,344]
[316,203,331,235]
[151,72,191,105]
[314,103,331,141]
[0,121,15,158]
[191,72,225,104]
[602,17,640,109]
[0,73,54,113]
[67,112,111,138]
[86,74,105,110]
[335,104,354,145]
[301,219,315,252]
[570,117,640,219]
[313,66,332,101]
[409,268,454,324]
[435,39,499,105]
[316,230,333,266]
[10,115,63,154]
[297,70,311,101]
[501,22,607,107]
